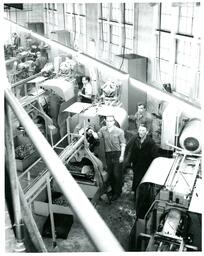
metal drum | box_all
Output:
[179,118,201,153]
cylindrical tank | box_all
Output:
[179,118,201,153]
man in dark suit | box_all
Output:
[125,123,159,196]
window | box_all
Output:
[174,39,200,98]
[44,3,58,35]
[98,3,134,63]
[154,2,200,103]
[64,3,86,52]
[123,3,134,53]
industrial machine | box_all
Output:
[129,118,202,251]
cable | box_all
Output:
[119,3,126,71]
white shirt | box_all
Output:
[83,82,93,96]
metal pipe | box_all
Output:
[5,102,26,252]
[59,136,84,161]
[18,181,47,252]
[19,157,42,179]
[5,87,124,252]
[46,175,57,247]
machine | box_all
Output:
[129,118,202,251]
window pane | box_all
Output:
[79,17,84,34]
[159,59,169,83]
[100,42,109,59]
[65,3,73,13]
[178,3,195,35]
[111,25,119,45]
[66,14,72,31]
[111,3,120,21]
[175,65,192,97]
[159,32,170,60]
[176,40,192,67]
[125,26,133,49]
[161,4,172,31]
[79,4,85,15]
[74,4,79,14]
[111,43,119,54]
[101,3,108,19]
[100,22,108,42]
[125,3,133,24]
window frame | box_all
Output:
[153,2,201,104]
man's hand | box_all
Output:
[88,129,99,139]
[78,91,82,97]
[87,128,94,134]
[119,155,124,163]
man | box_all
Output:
[126,123,159,194]
[90,115,126,200]
[12,33,21,49]
[129,103,153,134]
[33,51,47,74]
[78,76,93,103]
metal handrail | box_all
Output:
[4,86,124,252]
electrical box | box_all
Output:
[117,54,148,115]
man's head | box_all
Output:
[106,115,115,128]
[36,51,41,58]
[137,103,146,114]
[82,76,90,84]
[13,32,18,38]
[138,124,148,139]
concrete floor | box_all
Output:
[42,169,136,252]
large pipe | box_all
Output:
[5,103,25,252]
[4,87,124,252]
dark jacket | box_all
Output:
[125,134,159,190]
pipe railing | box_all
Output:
[5,103,26,252]
[4,86,124,252]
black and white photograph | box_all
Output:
[3,1,202,253]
